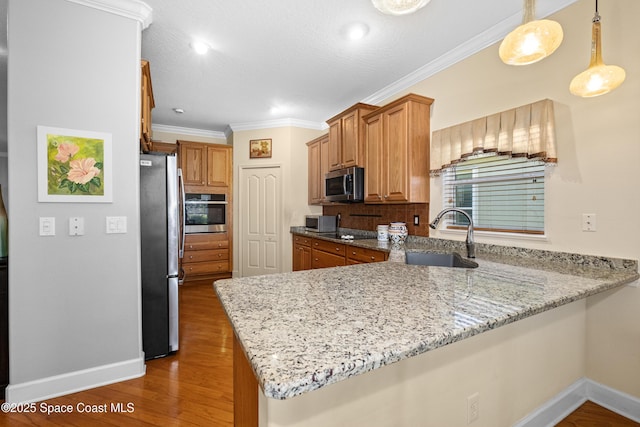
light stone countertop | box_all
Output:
[214,230,639,400]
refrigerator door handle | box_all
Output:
[178,168,186,259]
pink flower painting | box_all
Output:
[44,130,105,196]
[68,158,101,185]
[54,142,79,162]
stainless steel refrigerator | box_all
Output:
[140,152,181,359]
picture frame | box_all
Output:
[37,126,113,203]
[249,138,272,159]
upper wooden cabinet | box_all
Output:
[178,141,232,193]
[364,94,433,204]
[326,103,378,171]
[306,134,329,205]
[140,60,155,153]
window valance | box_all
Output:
[430,99,557,175]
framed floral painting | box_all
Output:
[249,138,272,158]
[37,126,113,202]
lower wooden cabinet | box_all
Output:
[293,235,312,271]
[182,233,231,282]
[292,234,388,271]
[347,246,389,264]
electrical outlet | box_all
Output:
[467,392,479,424]
[582,213,596,232]
[414,215,419,226]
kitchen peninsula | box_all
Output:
[214,238,638,426]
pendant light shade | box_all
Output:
[371,0,430,16]
[499,0,563,66]
[569,3,625,97]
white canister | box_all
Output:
[377,224,389,241]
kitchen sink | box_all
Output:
[405,251,478,269]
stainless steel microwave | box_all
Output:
[325,167,364,203]
[305,215,337,233]
[184,193,227,233]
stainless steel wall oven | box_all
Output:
[184,193,227,233]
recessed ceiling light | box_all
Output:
[190,41,210,55]
[349,23,369,40]
[342,22,370,41]
[173,108,185,114]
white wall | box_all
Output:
[6,0,145,402]
[397,0,640,398]
[232,127,324,276]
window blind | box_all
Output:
[442,156,545,234]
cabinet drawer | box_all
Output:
[183,249,228,263]
[185,234,229,251]
[311,238,345,256]
[347,246,388,263]
[311,250,346,269]
[183,261,229,275]
[293,235,312,247]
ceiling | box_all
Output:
[140,0,577,137]
[0,0,578,152]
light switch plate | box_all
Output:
[106,216,127,234]
[39,217,56,236]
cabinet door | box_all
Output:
[340,110,359,168]
[328,119,342,171]
[384,104,409,203]
[365,114,384,203]
[180,143,207,187]
[307,139,321,204]
[320,135,330,202]
[207,145,231,188]
[293,243,312,271]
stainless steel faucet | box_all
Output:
[429,208,475,258]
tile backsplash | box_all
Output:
[323,203,430,237]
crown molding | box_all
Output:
[228,118,327,133]
[363,0,578,105]
[152,124,227,140]
[64,0,153,29]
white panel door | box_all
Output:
[240,166,282,277]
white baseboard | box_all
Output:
[514,377,640,427]
[5,356,146,404]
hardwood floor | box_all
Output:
[1,283,638,426]
[0,282,234,426]
[556,400,640,426]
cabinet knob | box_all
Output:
[189,255,193,259]
[218,254,222,257]
[371,256,375,260]
[352,251,356,255]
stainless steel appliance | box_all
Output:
[325,166,365,203]
[140,153,181,359]
[305,215,337,232]
[184,193,227,234]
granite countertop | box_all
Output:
[214,229,639,400]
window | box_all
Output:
[441,155,545,234]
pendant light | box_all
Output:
[371,0,430,16]
[569,0,625,97]
[499,0,564,65]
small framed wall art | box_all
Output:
[249,138,272,159]
[37,126,113,203]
